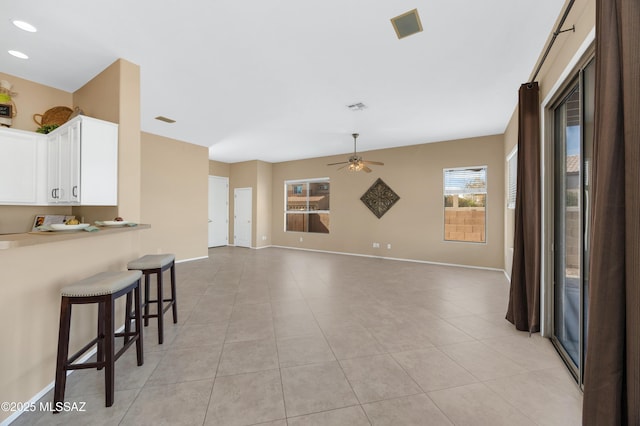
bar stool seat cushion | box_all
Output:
[127,254,175,270]
[61,271,143,297]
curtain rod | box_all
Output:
[528,0,576,84]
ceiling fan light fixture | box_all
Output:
[328,133,383,173]
[348,162,363,172]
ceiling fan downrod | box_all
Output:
[352,133,359,156]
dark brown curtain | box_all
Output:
[583,0,639,423]
[506,83,541,333]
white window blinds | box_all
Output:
[507,150,517,209]
[444,167,487,195]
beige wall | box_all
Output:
[209,160,230,177]
[0,231,144,424]
[210,159,272,248]
[0,72,73,132]
[0,58,209,423]
[217,136,504,268]
[140,132,209,260]
[0,59,142,232]
[0,60,149,424]
[272,135,504,269]
[0,205,72,235]
[503,0,595,276]
[72,59,141,224]
[256,161,273,248]
[0,73,74,233]
[228,161,258,247]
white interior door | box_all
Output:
[208,176,229,247]
[234,187,252,248]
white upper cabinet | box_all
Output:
[47,115,118,206]
[0,128,48,205]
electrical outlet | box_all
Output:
[262,235,267,241]
[387,243,391,250]
[299,237,303,242]
[373,242,380,248]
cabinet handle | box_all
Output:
[72,186,78,197]
[51,189,56,199]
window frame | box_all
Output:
[443,165,488,244]
[284,177,330,234]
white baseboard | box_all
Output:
[270,245,505,273]
[253,245,273,250]
[206,245,273,250]
[175,255,208,264]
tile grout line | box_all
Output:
[269,278,289,423]
[294,275,374,425]
[198,259,234,426]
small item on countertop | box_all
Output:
[114,217,124,222]
[66,219,80,225]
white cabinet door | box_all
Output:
[78,116,118,205]
[47,131,59,203]
[46,115,118,205]
[0,128,46,204]
[68,120,81,204]
[48,119,80,204]
[57,124,73,203]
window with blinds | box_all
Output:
[443,166,487,243]
[507,149,517,209]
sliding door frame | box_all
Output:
[540,32,595,389]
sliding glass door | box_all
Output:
[551,58,594,385]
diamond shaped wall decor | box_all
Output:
[360,178,400,219]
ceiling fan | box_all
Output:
[327,133,384,173]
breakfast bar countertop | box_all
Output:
[0,224,150,250]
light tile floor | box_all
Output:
[12,247,582,425]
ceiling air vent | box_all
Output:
[155,116,176,123]
[391,9,423,40]
[347,102,367,111]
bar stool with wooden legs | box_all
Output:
[127,254,177,344]
[53,270,144,409]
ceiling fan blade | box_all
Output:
[337,164,350,171]
[327,161,349,166]
[362,165,372,173]
[362,160,384,166]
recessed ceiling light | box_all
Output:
[12,20,37,32]
[155,116,176,123]
[8,50,29,59]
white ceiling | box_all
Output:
[1,0,564,163]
